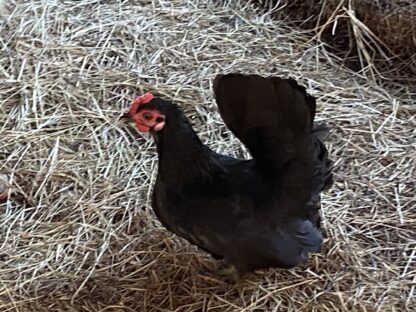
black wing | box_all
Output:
[213,73,332,215]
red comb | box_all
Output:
[129,92,154,115]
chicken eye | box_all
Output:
[143,112,153,120]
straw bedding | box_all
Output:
[0,0,415,311]
[254,0,416,84]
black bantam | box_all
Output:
[127,73,333,279]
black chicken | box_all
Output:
[127,73,332,279]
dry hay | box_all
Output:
[254,0,416,85]
[0,0,415,311]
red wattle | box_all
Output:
[137,123,150,132]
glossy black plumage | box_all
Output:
[135,74,332,274]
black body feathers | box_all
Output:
[140,73,333,274]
